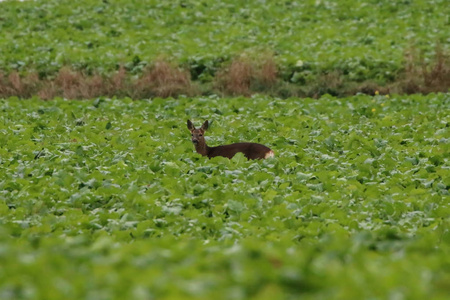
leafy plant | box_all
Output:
[0,94,449,299]
[0,0,448,84]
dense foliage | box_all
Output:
[0,94,449,299]
[0,0,449,82]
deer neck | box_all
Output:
[195,141,210,157]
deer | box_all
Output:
[187,120,274,160]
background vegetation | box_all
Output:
[0,0,449,97]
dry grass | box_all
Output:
[0,48,448,100]
[134,60,193,98]
[37,82,58,100]
[395,45,450,94]
[0,71,41,98]
[109,65,127,95]
[38,68,111,100]
[258,57,278,86]
[1,61,193,100]
[215,57,254,96]
[215,54,278,96]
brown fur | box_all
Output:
[187,120,274,160]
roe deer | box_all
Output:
[187,120,274,160]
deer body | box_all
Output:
[187,120,274,160]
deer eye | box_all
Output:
[191,134,193,136]
[199,134,203,137]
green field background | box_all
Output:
[1,0,449,82]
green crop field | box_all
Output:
[1,0,449,298]
[1,0,449,82]
[0,94,449,299]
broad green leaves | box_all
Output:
[0,0,448,82]
[0,94,449,299]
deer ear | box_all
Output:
[187,120,195,131]
[201,120,209,131]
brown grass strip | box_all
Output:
[134,60,193,98]
[0,49,448,100]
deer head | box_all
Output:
[187,120,209,146]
